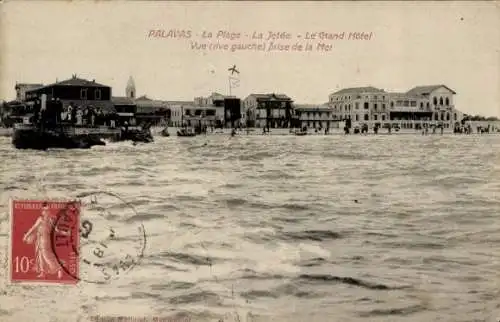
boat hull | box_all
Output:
[12,128,105,150]
[176,131,196,137]
[107,128,154,143]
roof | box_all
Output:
[331,86,385,95]
[136,100,168,107]
[406,85,456,96]
[56,77,108,87]
[246,93,292,101]
[135,99,169,113]
[136,106,165,114]
[165,100,195,105]
[112,96,136,105]
[136,95,152,101]
[27,76,110,92]
[15,83,44,89]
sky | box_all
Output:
[1,1,499,117]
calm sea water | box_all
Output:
[0,134,499,322]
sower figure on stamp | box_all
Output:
[22,202,71,279]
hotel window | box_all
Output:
[95,89,101,100]
[355,102,359,109]
[454,113,457,120]
[420,102,423,108]
[364,102,369,109]
[374,115,378,120]
[410,101,416,107]
[382,104,386,110]
[433,97,437,105]
[382,115,386,121]
[446,97,450,106]
[80,88,88,99]
[390,102,394,107]
[374,103,377,110]
[382,96,385,100]
[364,114,369,121]
[439,97,443,105]
[427,102,430,108]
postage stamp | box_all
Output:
[9,199,80,284]
[52,191,147,284]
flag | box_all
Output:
[229,76,240,89]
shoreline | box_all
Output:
[2,126,500,139]
[154,126,500,136]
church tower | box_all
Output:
[126,76,136,99]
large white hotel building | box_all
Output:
[296,85,464,130]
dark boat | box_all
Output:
[177,127,196,137]
[12,123,107,150]
[160,127,170,137]
[116,126,154,143]
[294,127,308,136]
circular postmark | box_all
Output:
[51,191,147,284]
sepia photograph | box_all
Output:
[0,1,499,321]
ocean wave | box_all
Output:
[156,251,213,266]
[296,274,409,290]
[278,229,343,242]
[358,304,426,317]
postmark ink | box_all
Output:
[51,191,147,284]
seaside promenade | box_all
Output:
[2,120,499,139]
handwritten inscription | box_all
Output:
[148,29,375,53]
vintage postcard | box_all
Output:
[0,1,499,322]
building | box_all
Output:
[328,85,462,129]
[294,104,344,129]
[194,92,242,128]
[243,93,294,128]
[24,74,116,115]
[111,96,137,125]
[15,83,44,101]
[168,101,199,127]
[134,95,170,125]
[112,76,169,126]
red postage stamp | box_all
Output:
[9,199,80,284]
